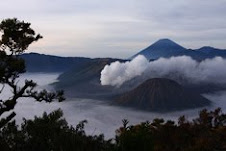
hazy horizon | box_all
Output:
[24,38,226,59]
[1,0,226,58]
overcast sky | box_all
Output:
[1,0,226,58]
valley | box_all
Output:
[20,39,226,112]
[12,73,226,139]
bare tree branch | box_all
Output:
[0,112,16,128]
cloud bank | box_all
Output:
[100,55,226,87]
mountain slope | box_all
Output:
[20,53,92,72]
[131,39,188,60]
[196,46,226,57]
[55,58,127,99]
[131,39,226,60]
[116,78,211,112]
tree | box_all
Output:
[115,120,154,151]
[0,109,114,151]
[0,18,65,128]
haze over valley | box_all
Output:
[8,73,226,139]
[7,39,226,138]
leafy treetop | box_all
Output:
[0,18,64,129]
[0,18,42,55]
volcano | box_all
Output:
[116,78,211,112]
[130,39,212,60]
[130,39,189,60]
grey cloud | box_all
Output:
[0,0,226,58]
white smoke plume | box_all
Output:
[100,55,226,87]
[100,55,149,87]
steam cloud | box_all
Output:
[100,55,226,87]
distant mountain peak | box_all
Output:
[151,38,184,49]
[155,38,176,43]
[130,38,186,60]
[130,38,226,60]
[200,46,214,49]
[198,46,216,50]
[196,46,226,55]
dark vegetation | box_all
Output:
[115,108,226,151]
[1,108,226,151]
[0,18,64,129]
[0,109,114,151]
[1,18,226,150]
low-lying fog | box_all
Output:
[2,73,226,139]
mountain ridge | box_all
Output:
[131,39,226,60]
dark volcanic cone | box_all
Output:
[116,78,211,112]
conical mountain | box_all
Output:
[116,78,210,112]
[130,39,189,60]
[146,39,185,50]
